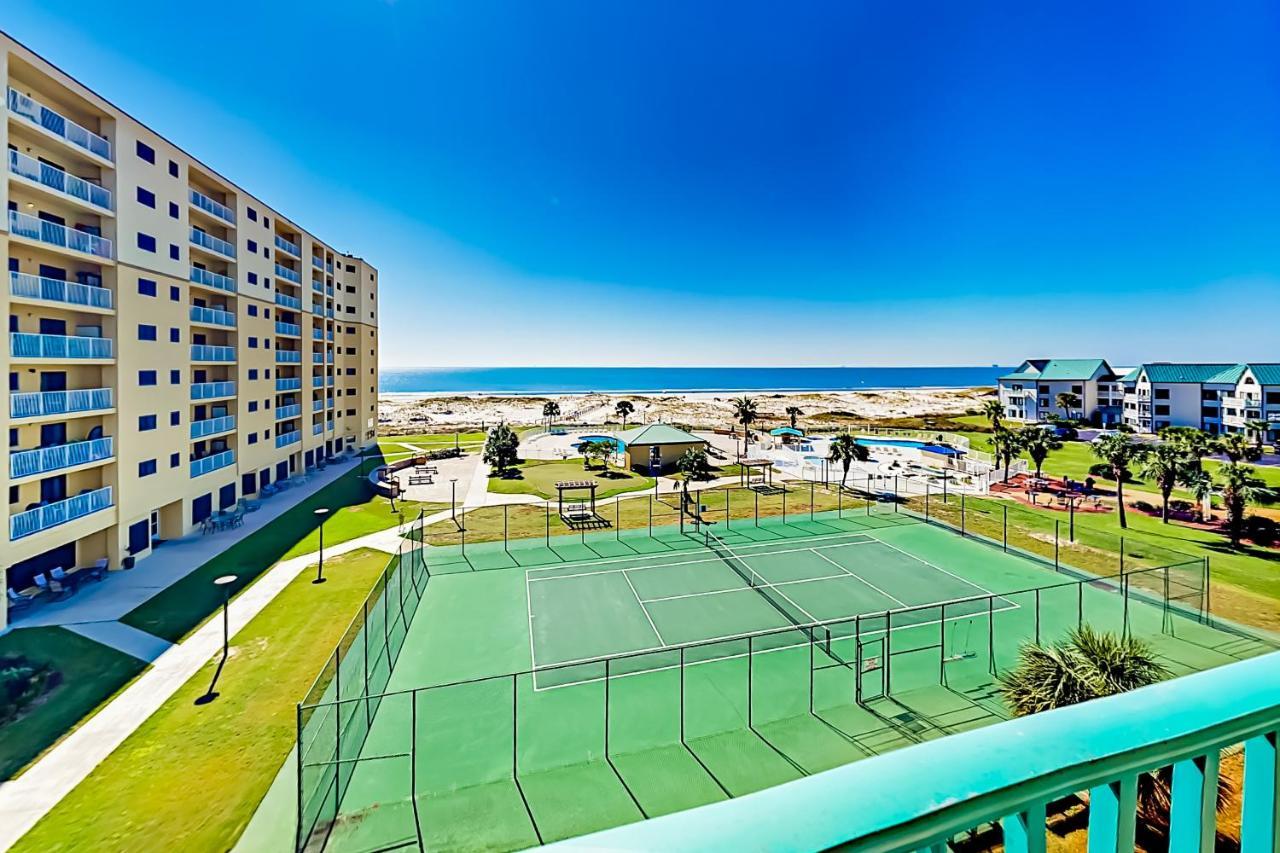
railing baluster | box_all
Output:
[1002,801,1046,853]
[1240,731,1278,853]
[1088,775,1137,853]
[1169,753,1220,853]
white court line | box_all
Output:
[872,538,1000,597]
[526,539,876,585]
[525,567,538,670]
[639,571,855,604]
[810,548,908,608]
[623,569,667,646]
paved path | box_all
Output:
[0,464,403,852]
[65,622,172,663]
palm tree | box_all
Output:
[1000,627,1232,844]
[675,447,712,510]
[542,400,560,433]
[1017,426,1061,478]
[785,406,803,429]
[1183,469,1215,522]
[1140,442,1187,523]
[1091,432,1149,528]
[1161,426,1212,476]
[1244,419,1271,452]
[981,398,1004,430]
[989,427,1020,482]
[826,433,870,490]
[731,396,759,459]
[1055,391,1081,422]
[615,400,635,430]
[1219,431,1261,463]
[1218,462,1265,548]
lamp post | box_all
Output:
[313,507,331,584]
[195,574,238,705]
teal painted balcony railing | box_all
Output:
[10,437,114,480]
[191,380,236,400]
[190,227,236,259]
[190,266,237,294]
[276,293,303,310]
[11,332,113,360]
[275,321,302,337]
[10,271,113,310]
[274,235,301,257]
[9,149,112,211]
[9,210,112,259]
[276,350,302,364]
[190,305,236,328]
[550,653,1280,853]
[7,87,112,160]
[189,188,236,224]
[277,377,303,392]
[276,430,301,448]
[190,450,234,478]
[190,414,235,439]
[10,486,113,540]
[191,344,235,362]
[10,387,112,419]
[274,263,302,284]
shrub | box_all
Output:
[1244,515,1279,547]
[1088,462,1132,482]
[1132,500,1156,514]
[0,656,61,727]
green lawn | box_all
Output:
[487,459,656,500]
[0,628,147,781]
[12,549,393,853]
[121,473,436,643]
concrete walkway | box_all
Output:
[65,622,172,663]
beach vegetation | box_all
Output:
[483,423,521,476]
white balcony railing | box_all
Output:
[274,235,300,256]
[191,381,236,400]
[10,437,115,480]
[10,486,113,540]
[191,344,236,362]
[189,188,236,224]
[11,332,113,360]
[275,321,302,337]
[190,414,236,439]
[8,210,112,259]
[190,450,235,478]
[274,263,301,284]
[190,305,236,328]
[275,293,302,310]
[10,387,113,419]
[189,266,237,294]
[190,227,236,258]
[276,377,303,392]
[276,430,301,448]
[7,87,112,160]
[9,271,112,310]
[275,404,302,421]
[9,149,112,211]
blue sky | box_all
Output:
[7,2,1280,367]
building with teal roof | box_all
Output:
[997,358,1123,425]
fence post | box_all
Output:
[961,493,966,536]
[295,705,304,852]
[504,504,509,552]
[810,481,815,522]
[1002,505,1008,552]
[925,481,930,521]
[616,498,620,540]
[725,490,730,531]
[362,600,371,725]
[782,486,787,523]
[894,476,899,512]
[1119,535,1125,577]
[648,496,652,538]
[1054,520,1060,571]
[754,490,759,526]
[838,483,842,518]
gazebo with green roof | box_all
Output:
[614,423,709,475]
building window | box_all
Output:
[170,453,180,468]
[136,187,156,208]
[248,401,258,412]
[247,272,258,285]
[248,337,258,349]
[170,328,180,343]
[170,285,181,301]
[138,324,157,341]
[139,459,157,477]
[168,160,179,177]
[247,239,257,253]
[138,278,157,297]
[170,369,181,384]
[1154,388,1170,399]
[137,233,157,253]
[247,207,257,221]
[247,304,258,317]
[139,370,157,385]
[170,411,181,426]
[139,414,157,431]
[169,244,180,260]
[136,141,156,163]
[169,202,179,219]
[248,433,258,445]
[248,368,258,380]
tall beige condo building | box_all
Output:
[1,34,380,628]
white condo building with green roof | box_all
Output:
[997,358,1123,425]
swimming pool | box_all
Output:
[855,437,962,456]
[574,434,623,449]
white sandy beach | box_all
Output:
[378,386,995,432]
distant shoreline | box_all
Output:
[380,385,992,399]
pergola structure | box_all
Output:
[555,480,599,522]
[739,458,775,489]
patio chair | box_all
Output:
[8,588,34,609]
[239,497,261,513]
[230,509,245,529]
[33,573,67,598]
[86,558,108,580]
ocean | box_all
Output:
[379,366,1011,395]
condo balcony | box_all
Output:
[190,449,235,478]
[190,414,236,440]
[312,279,323,293]
[10,271,112,311]
[312,422,324,435]
[312,399,324,413]
[8,210,113,259]
[275,404,302,421]
[274,263,301,284]
[189,188,236,225]
[190,227,236,259]
[276,350,302,364]
[7,87,112,162]
[190,305,237,328]
[191,380,236,400]
[312,256,324,270]
[311,352,324,364]
[274,235,301,257]
[311,328,324,340]
[10,387,113,419]
[276,430,301,448]
[312,375,325,388]
[311,303,324,316]
[10,486,113,541]
[275,293,303,310]
[325,260,334,274]
[191,344,236,362]
[9,149,112,212]
[11,332,113,361]
[10,437,114,480]
[276,377,303,392]
[326,398,335,409]
[189,266,237,294]
[275,321,302,337]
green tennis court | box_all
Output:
[296,504,1274,853]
